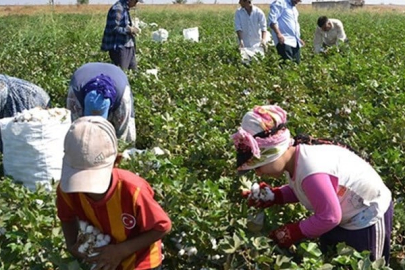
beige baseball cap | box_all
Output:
[60,116,118,194]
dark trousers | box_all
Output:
[109,46,137,71]
[276,42,301,64]
[319,201,393,264]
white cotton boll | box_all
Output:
[99,240,108,246]
[96,234,104,241]
[187,247,197,256]
[23,112,32,122]
[35,199,44,206]
[79,220,88,232]
[103,234,111,244]
[152,147,165,156]
[259,187,275,202]
[250,183,260,200]
[92,227,100,236]
[94,240,106,248]
[85,225,94,234]
[210,238,218,250]
[251,183,260,195]
[212,254,220,260]
[78,244,87,253]
[178,249,185,257]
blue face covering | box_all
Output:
[82,74,117,108]
[84,90,111,119]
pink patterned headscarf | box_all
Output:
[231,105,293,172]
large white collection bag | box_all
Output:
[1,108,71,191]
[240,46,265,64]
[152,28,169,43]
[183,27,199,42]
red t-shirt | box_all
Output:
[57,168,171,270]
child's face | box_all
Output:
[86,192,105,201]
[85,176,112,201]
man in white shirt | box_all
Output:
[234,0,268,49]
[314,16,348,54]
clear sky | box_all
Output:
[1,0,404,5]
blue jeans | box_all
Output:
[276,42,301,64]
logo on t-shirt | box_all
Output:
[122,213,136,229]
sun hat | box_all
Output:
[60,116,118,194]
[231,105,293,175]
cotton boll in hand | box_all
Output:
[259,186,275,201]
[249,183,260,200]
[76,220,112,257]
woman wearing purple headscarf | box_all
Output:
[232,105,393,264]
[67,62,136,144]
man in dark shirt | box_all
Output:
[101,0,143,70]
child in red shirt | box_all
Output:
[56,116,171,270]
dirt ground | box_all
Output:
[0,3,404,17]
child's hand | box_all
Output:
[85,244,123,270]
[67,241,88,260]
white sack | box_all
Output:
[1,108,71,191]
[152,28,169,43]
[183,27,199,42]
[240,46,265,64]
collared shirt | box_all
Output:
[313,19,347,53]
[67,62,136,144]
[57,168,172,270]
[268,0,301,47]
[101,0,135,51]
[0,74,50,118]
[234,5,267,48]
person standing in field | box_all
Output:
[101,0,143,71]
[313,16,348,54]
[57,116,171,270]
[268,0,304,64]
[66,62,136,145]
[234,0,269,50]
[232,105,393,264]
[0,74,50,119]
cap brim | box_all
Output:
[60,157,113,194]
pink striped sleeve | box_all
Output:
[298,173,342,238]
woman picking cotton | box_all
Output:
[231,105,393,264]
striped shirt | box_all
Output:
[0,74,50,118]
[101,0,135,51]
[57,168,171,270]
